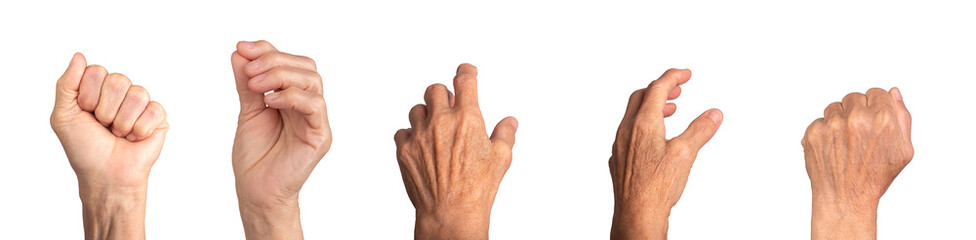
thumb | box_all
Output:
[889,87,912,143]
[134,122,169,167]
[231,51,266,117]
[673,108,723,150]
[490,116,518,149]
[55,53,87,108]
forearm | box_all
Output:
[415,210,490,240]
[610,204,669,240]
[811,194,878,240]
[79,182,147,240]
[238,199,304,240]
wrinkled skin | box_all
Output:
[609,69,723,240]
[50,53,169,240]
[230,41,332,239]
[802,87,913,240]
[394,64,518,240]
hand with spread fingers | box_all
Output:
[802,88,913,240]
[50,53,169,240]
[609,69,723,240]
[230,41,332,239]
[394,64,518,240]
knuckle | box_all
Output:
[430,83,447,91]
[309,71,324,90]
[803,119,825,143]
[649,78,671,89]
[410,104,426,115]
[266,67,285,79]
[265,52,283,64]
[843,92,865,101]
[827,115,846,130]
[425,83,447,96]
[87,65,107,74]
[630,88,646,100]
[846,111,870,127]
[133,122,151,136]
[311,71,323,84]
[107,73,132,85]
[824,102,841,113]
[873,112,893,128]
[127,85,150,102]
[254,40,274,50]
[147,101,165,118]
[866,87,887,95]
[454,74,475,83]
[302,56,317,69]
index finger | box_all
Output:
[236,40,278,60]
[889,87,912,141]
[635,69,692,137]
[453,63,479,109]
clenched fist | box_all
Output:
[231,41,331,239]
[609,69,722,240]
[50,53,169,240]
[394,64,518,240]
[802,88,913,239]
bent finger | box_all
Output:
[248,66,322,94]
[264,88,328,129]
[112,85,151,137]
[78,65,107,111]
[244,51,317,77]
[236,40,278,60]
[130,101,166,141]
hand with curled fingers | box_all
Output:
[394,64,518,240]
[609,69,723,240]
[50,53,169,240]
[803,88,913,240]
[230,41,331,239]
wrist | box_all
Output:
[78,181,148,240]
[611,202,670,240]
[811,193,878,240]
[238,197,303,240]
[415,209,491,240]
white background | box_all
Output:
[1,0,974,239]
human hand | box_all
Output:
[802,88,913,239]
[394,64,518,240]
[608,69,722,240]
[50,53,169,240]
[231,41,331,239]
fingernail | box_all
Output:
[126,134,136,141]
[508,117,518,129]
[241,41,255,49]
[891,87,903,101]
[250,74,265,84]
[457,63,474,75]
[265,92,280,101]
[706,109,723,125]
[246,59,261,71]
